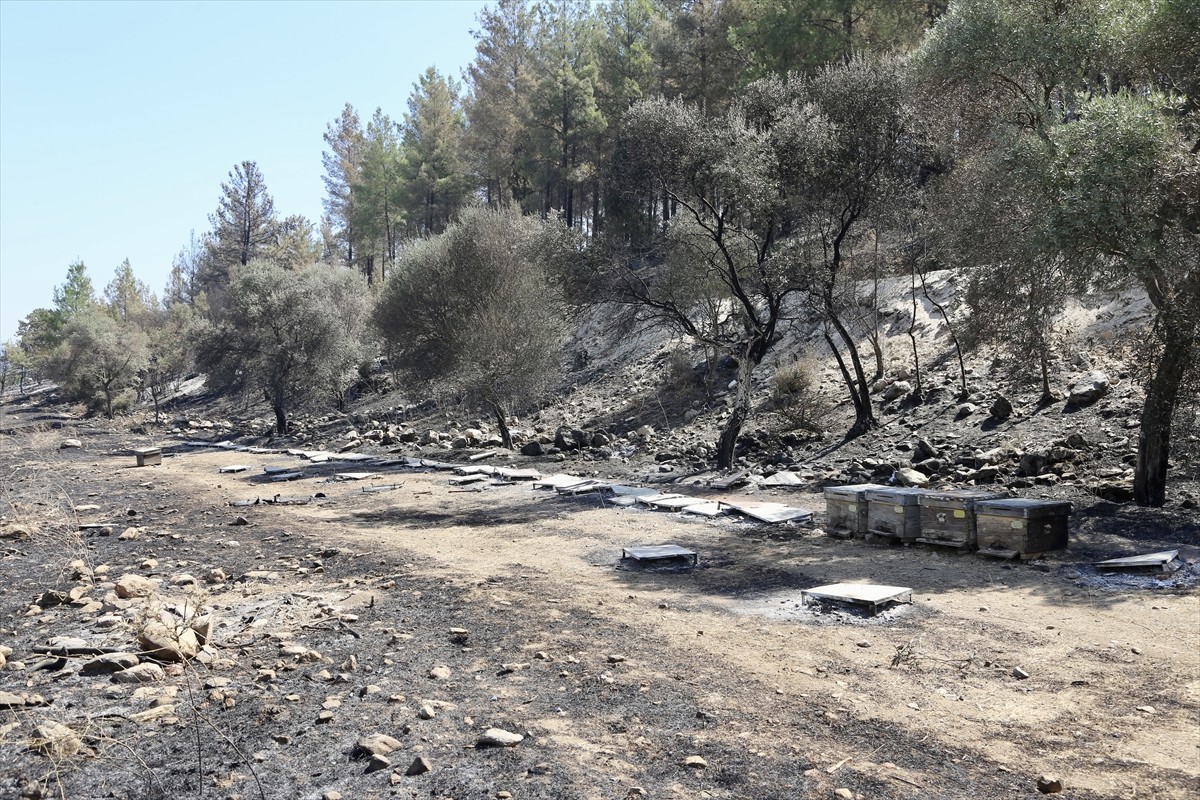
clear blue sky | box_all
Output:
[0,0,490,343]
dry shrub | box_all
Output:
[771,356,826,432]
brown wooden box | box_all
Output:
[975,498,1072,558]
[134,447,162,467]
[865,487,928,542]
[823,483,883,538]
[917,490,1004,550]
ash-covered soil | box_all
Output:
[2,401,1198,800]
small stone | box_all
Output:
[111,663,166,683]
[61,438,82,449]
[682,755,707,768]
[0,691,28,709]
[477,728,524,747]
[322,792,342,800]
[365,753,391,773]
[417,705,436,720]
[1135,705,1155,714]
[496,793,512,799]
[1036,775,1064,794]
[114,574,159,599]
[856,640,871,648]
[429,665,451,679]
[138,622,199,662]
[835,789,855,800]
[316,710,335,724]
[32,721,82,757]
[405,756,432,776]
[607,654,627,663]
[355,733,402,758]
[80,653,139,675]
[1012,667,1030,680]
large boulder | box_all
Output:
[989,395,1013,420]
[1068,371,1110,406]
[894,467,930,487]
[882,381,911,401]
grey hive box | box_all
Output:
[133,447,162,467]
[823,483,883,538]
[974,498,1072,559]
[917,489,1005,550]
[865,487,929,542]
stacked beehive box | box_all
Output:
[822,483,883,538]
[917,490,1005,550]
[974,498,1072,559]
[864,487,928,542]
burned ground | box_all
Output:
[1,407,1197,800]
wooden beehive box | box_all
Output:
[865,487,928,542]
[917,490,1005,550]
[823,483,883,538]
[133,447,162,467]
[975,498,1072,558]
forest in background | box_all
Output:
[2,0,1196,507]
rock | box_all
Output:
[1068,371,1109,406]
[955,403,977,420]
[894,467,929,488]
[590,432,611,448]
[1012,667,1030,680]
[417,704,437,720]
[0,690,28,709]
[520,440,544,457]
[365,753,391,773]
[32,721,82,757]
[61,439,82,449]
[607,654,627,663]
[1036,775,1064,794]
[914,438,938,460]
[36,590,69,609]
[428,665,451,680]
[405,756,432,776]
[112,663,165,683]
[80,653,139,675]
[682,755,707,768]
[355,734,402,758]
[989,396,1013,420]
[1065,432,1089,449]
[114,574,159,599]
[882,381,911,401]
[190,613,215,646]
[477,728,524,747]
[138,622,199,662]
[1135,705,1155,714]
[856,640,871,648]
[322,792,342,800]
[834,789,855,800]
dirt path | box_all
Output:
[2,429,1199,800]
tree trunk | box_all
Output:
[273,402,288,435]
[1134,306,1198,507]
[491,402,512,450]
[908,264,923,402]
[827,308,876,435]
[918,268,968,399]
[716,350,756,468]
[103,385,114,419]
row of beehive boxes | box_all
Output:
[823,484,1072,558]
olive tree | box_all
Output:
[917,0,1199,506]
[198,260,370,434]
[606,57,920,466]
[47,309,148,418]
[373,207,573,448]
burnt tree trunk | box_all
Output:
[273,401,288,435]
[1134,279,1199,506]
[491,402,513,451]
[716,354,756,469]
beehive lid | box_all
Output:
[864,487,927,504]
[919,490,1004,506]
[975,498,1072,518]
[824,483,883,499]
